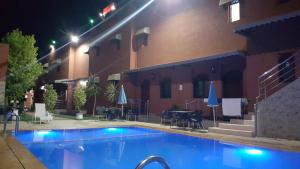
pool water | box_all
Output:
[14,127,300,169]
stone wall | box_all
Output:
[257,78,300,140]
[0,44,9,106]
[0,81,5,105]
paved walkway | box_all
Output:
[1,118,300,169]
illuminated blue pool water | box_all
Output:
[14,127,300,169]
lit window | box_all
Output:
[230,2,240,22]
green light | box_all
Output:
[51,40,56,45]
[89,18,95,24]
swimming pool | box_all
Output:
[14,127,300,169]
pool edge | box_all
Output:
[3,123,300,169]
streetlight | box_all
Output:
[70,35,79,43]
[51,40,56,45]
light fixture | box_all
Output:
[244,149,264,155]
[111,3,116,11]
[70,35,79,43]
[51,40,56,45]
[89,18,94,25]
[79,80,88,87]
[99,12,104,18]
[49,44,55,50]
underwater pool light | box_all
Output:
[37,130,52,135]
[107,128,118,131]
[245,149,263,155]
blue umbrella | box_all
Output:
[118,85,127,117]
[207,81,219,127]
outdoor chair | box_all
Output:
[189,111,204,129]
[34,103,53,124]
[171,112,190,128]
[95,106,107,120]
[161,110,173,125]
[108,108,122,120]
[126,109,138,121]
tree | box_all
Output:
[105,82,118,106]
[73,86,87,111]
[2,29,43,103]
[43,84,58,114]
[86,74,100,116]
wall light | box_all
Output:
[80,80,88,87]
[70,35,79,43]
[111,3,116,11]
[49,44,55,51]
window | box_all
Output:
[193,78,209,98]
[160,79,171,98]
[229,1,240,22]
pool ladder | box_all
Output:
[135,156,170,169]
[3,114,20,134]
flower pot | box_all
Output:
[76,112,83,120]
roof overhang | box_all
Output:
[235,10,300,36]
[107,73,121,81]
[54,77,88,84]
[125,51,244,74]
[219,0,234,6]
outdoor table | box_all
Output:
[167,110,195,128]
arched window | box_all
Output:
[193,75,209,98]
[160,78,171,98]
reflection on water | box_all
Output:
[15,127,300,169]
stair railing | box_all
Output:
[255,51,300,137]
[256,51,300,102]
[185,99,200,110]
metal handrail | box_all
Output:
[258,51,300,79]
[185,99,200,110]
[135,156,170,169]
[259,61,297,85]
[3,114,20,134]
[257,51,300,101]
[255,51,300,136]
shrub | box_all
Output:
[43,84,58,114]
[73,87,87,111]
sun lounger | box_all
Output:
[34,103,53,124]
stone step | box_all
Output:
[230,119,254,125]
[219,123,254,131]
[244,114,255,120]
[208,127,254,137]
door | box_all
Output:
[222,70,243,98]
[140,80,150,114]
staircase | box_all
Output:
[55,99,65,109]
[208,113,255,137]
[208,51,300,138]
[55,94,67,113]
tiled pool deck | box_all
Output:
[1,119,300,169]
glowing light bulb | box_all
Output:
[70,35,79,43]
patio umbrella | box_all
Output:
[207,81,219,127]
[118,85,127,117]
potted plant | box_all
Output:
[73,86,87,120]
[43,84,58,114]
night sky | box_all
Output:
[0,0,117,57]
